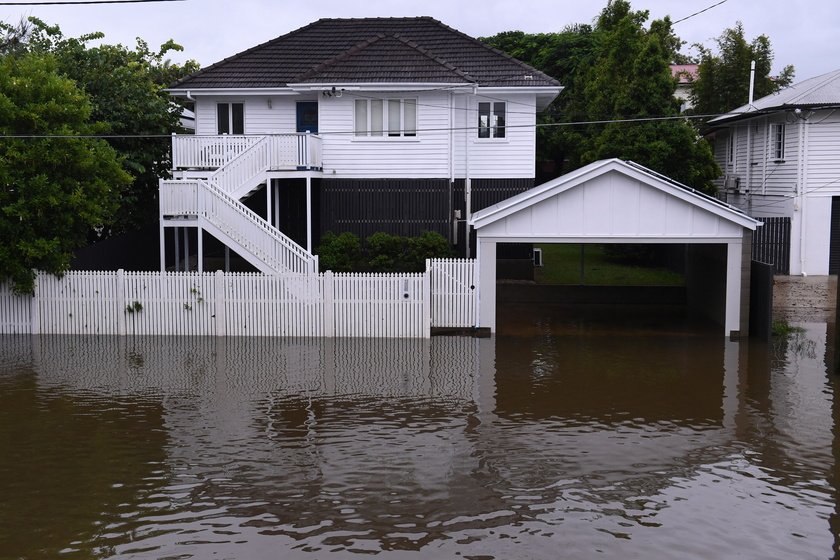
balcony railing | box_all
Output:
[172,133,323,171]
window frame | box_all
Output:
[770,123,785,162]
[217,102,244,135]
[354,98,417,139]
[477,101,506,139]
[726,131,735,167]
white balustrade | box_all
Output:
[172,134,323,171]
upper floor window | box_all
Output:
[478,102,506,139]
[355,98,417,138]
[726,132,735,165]
[770,123,785,161]
[217,102,244,135]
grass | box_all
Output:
[534,244,685,286]
[771,320,805,338]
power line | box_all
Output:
[672,0,729,25]
[0,113,721,140]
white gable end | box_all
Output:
[472,160,757,242]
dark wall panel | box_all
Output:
[319,178,452,242]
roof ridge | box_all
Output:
[292,32,478,84]
[323,15,560,86]
[292,33,386,83]
[169,16,563,90]
[390,33,478,83]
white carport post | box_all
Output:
[725,240,743,337]
[476,237,497,332]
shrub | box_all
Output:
[314,231,361,272]
[365,232,410,272]
[406,230,457,270]
[366,230,456,273]
[316,230,456,273]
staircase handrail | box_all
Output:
[207,136,269,198]
[198,179,317,274]
[159,179,317,274]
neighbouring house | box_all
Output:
[159,17,562,273]
[670,64,698,113]
[708,68,840,275]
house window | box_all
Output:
[726,132,735,166]
[355,98,416,137]
[770,123,785,161]
[478,102,506,138]
[217,102,244,135]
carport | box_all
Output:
[469,159,761,337]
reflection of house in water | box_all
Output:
[2,331,832,555]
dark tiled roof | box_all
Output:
[171,17,561,89]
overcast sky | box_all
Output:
[3,0,837,84]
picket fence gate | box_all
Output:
[0,260,477,338]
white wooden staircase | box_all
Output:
[160,134,322,274]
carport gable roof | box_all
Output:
[470,159,760,237]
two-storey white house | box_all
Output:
[160,17,562,273]
[708,69,840,275]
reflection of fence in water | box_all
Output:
[7,335,481,401]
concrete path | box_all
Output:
[773,275,837,323]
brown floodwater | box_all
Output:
[0,303,838,559]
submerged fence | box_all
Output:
[0,259,477,338]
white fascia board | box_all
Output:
[470,158,761,231]
[617,164,761,230]
[477,235,747,244]
[473,86,563,110]
[166,88,300,97]
[470,159,618,228]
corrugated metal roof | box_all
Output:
[171,17,561,90]
[710,68,840,124]
[670,64,698,84]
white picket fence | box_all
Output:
[0,259,477,338]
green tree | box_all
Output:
[562,1,718,193]
[0,53,132,292]
[0,18,30,55]
[22,18,200,235]
[482,25,596,167]
[689,22,795,122]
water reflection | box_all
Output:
[0,318,836,559]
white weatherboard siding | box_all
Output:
[792,113,840,275]
[319,91,451,178]
[189,90,538,180]
[253,96,306,134]
[806,115,840,189]
[794,195,833,275]
[715,109,840,275]
[460,93,536,179]
[194,96,300,136]
[478,172,745,240]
